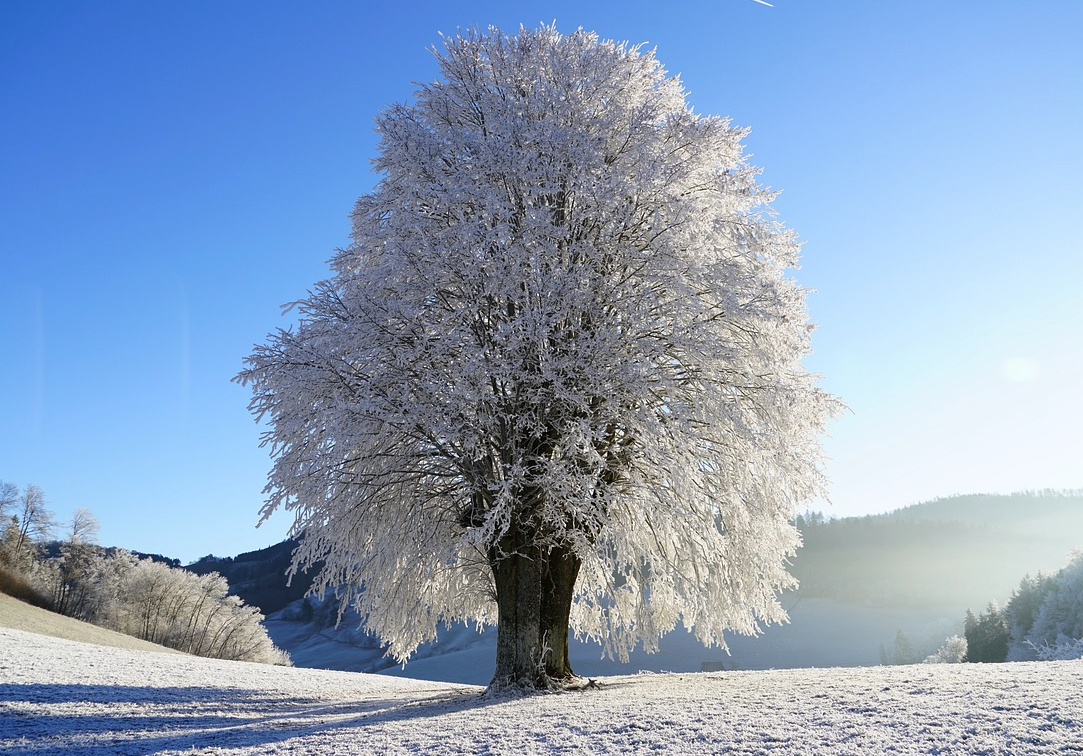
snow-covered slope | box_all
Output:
[0,592,180,655]
[3,625,1081,755]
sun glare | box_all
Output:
[1000,356,1042,384]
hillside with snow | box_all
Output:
[2,623,1081,755]
[255,493,1083,683]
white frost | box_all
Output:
[237,24,839,669]
[3,626,1081,754]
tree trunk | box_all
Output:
[489,531,582,690]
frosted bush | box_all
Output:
[924,635,967,664]
[1027,636,1083,662]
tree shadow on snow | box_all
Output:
[0,682,489,755]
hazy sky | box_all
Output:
[2,1,1080,564]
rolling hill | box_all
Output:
[194,491,1083,683]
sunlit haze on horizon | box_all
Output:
[2,1,1080,563]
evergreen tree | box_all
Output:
[964,603,1009,663]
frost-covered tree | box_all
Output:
[1004,572,1055,660]
[67,507,100,546]
[2,484,55,572]
[39,507,103,618]
[0,481,18,523]
[0,480,21,568]
[1025,552,1083,655]
[924,635,967,664]
[962,554,1083,663]
[239,25,837,690]
[90,552,290,665]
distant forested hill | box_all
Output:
[163,491,1081,676]
[186,539,315,615]
[192,491,1083,618]
[792,491,1083,606]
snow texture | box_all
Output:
[3,626,1081,755]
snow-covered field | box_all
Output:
[2,626,1082,755]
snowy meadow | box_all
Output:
[2,626,1082,755]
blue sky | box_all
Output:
[2,1,1080,564]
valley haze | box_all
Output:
[198,492,1083,685]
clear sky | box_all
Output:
[2,1,1080,564]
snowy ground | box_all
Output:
[3,626,1082,755]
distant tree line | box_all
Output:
[791,508,1006,605]
[0,480,290,665]
[963,553,1083,663]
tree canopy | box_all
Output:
[238,24,837,689]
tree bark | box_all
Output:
[489,527,582,690]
